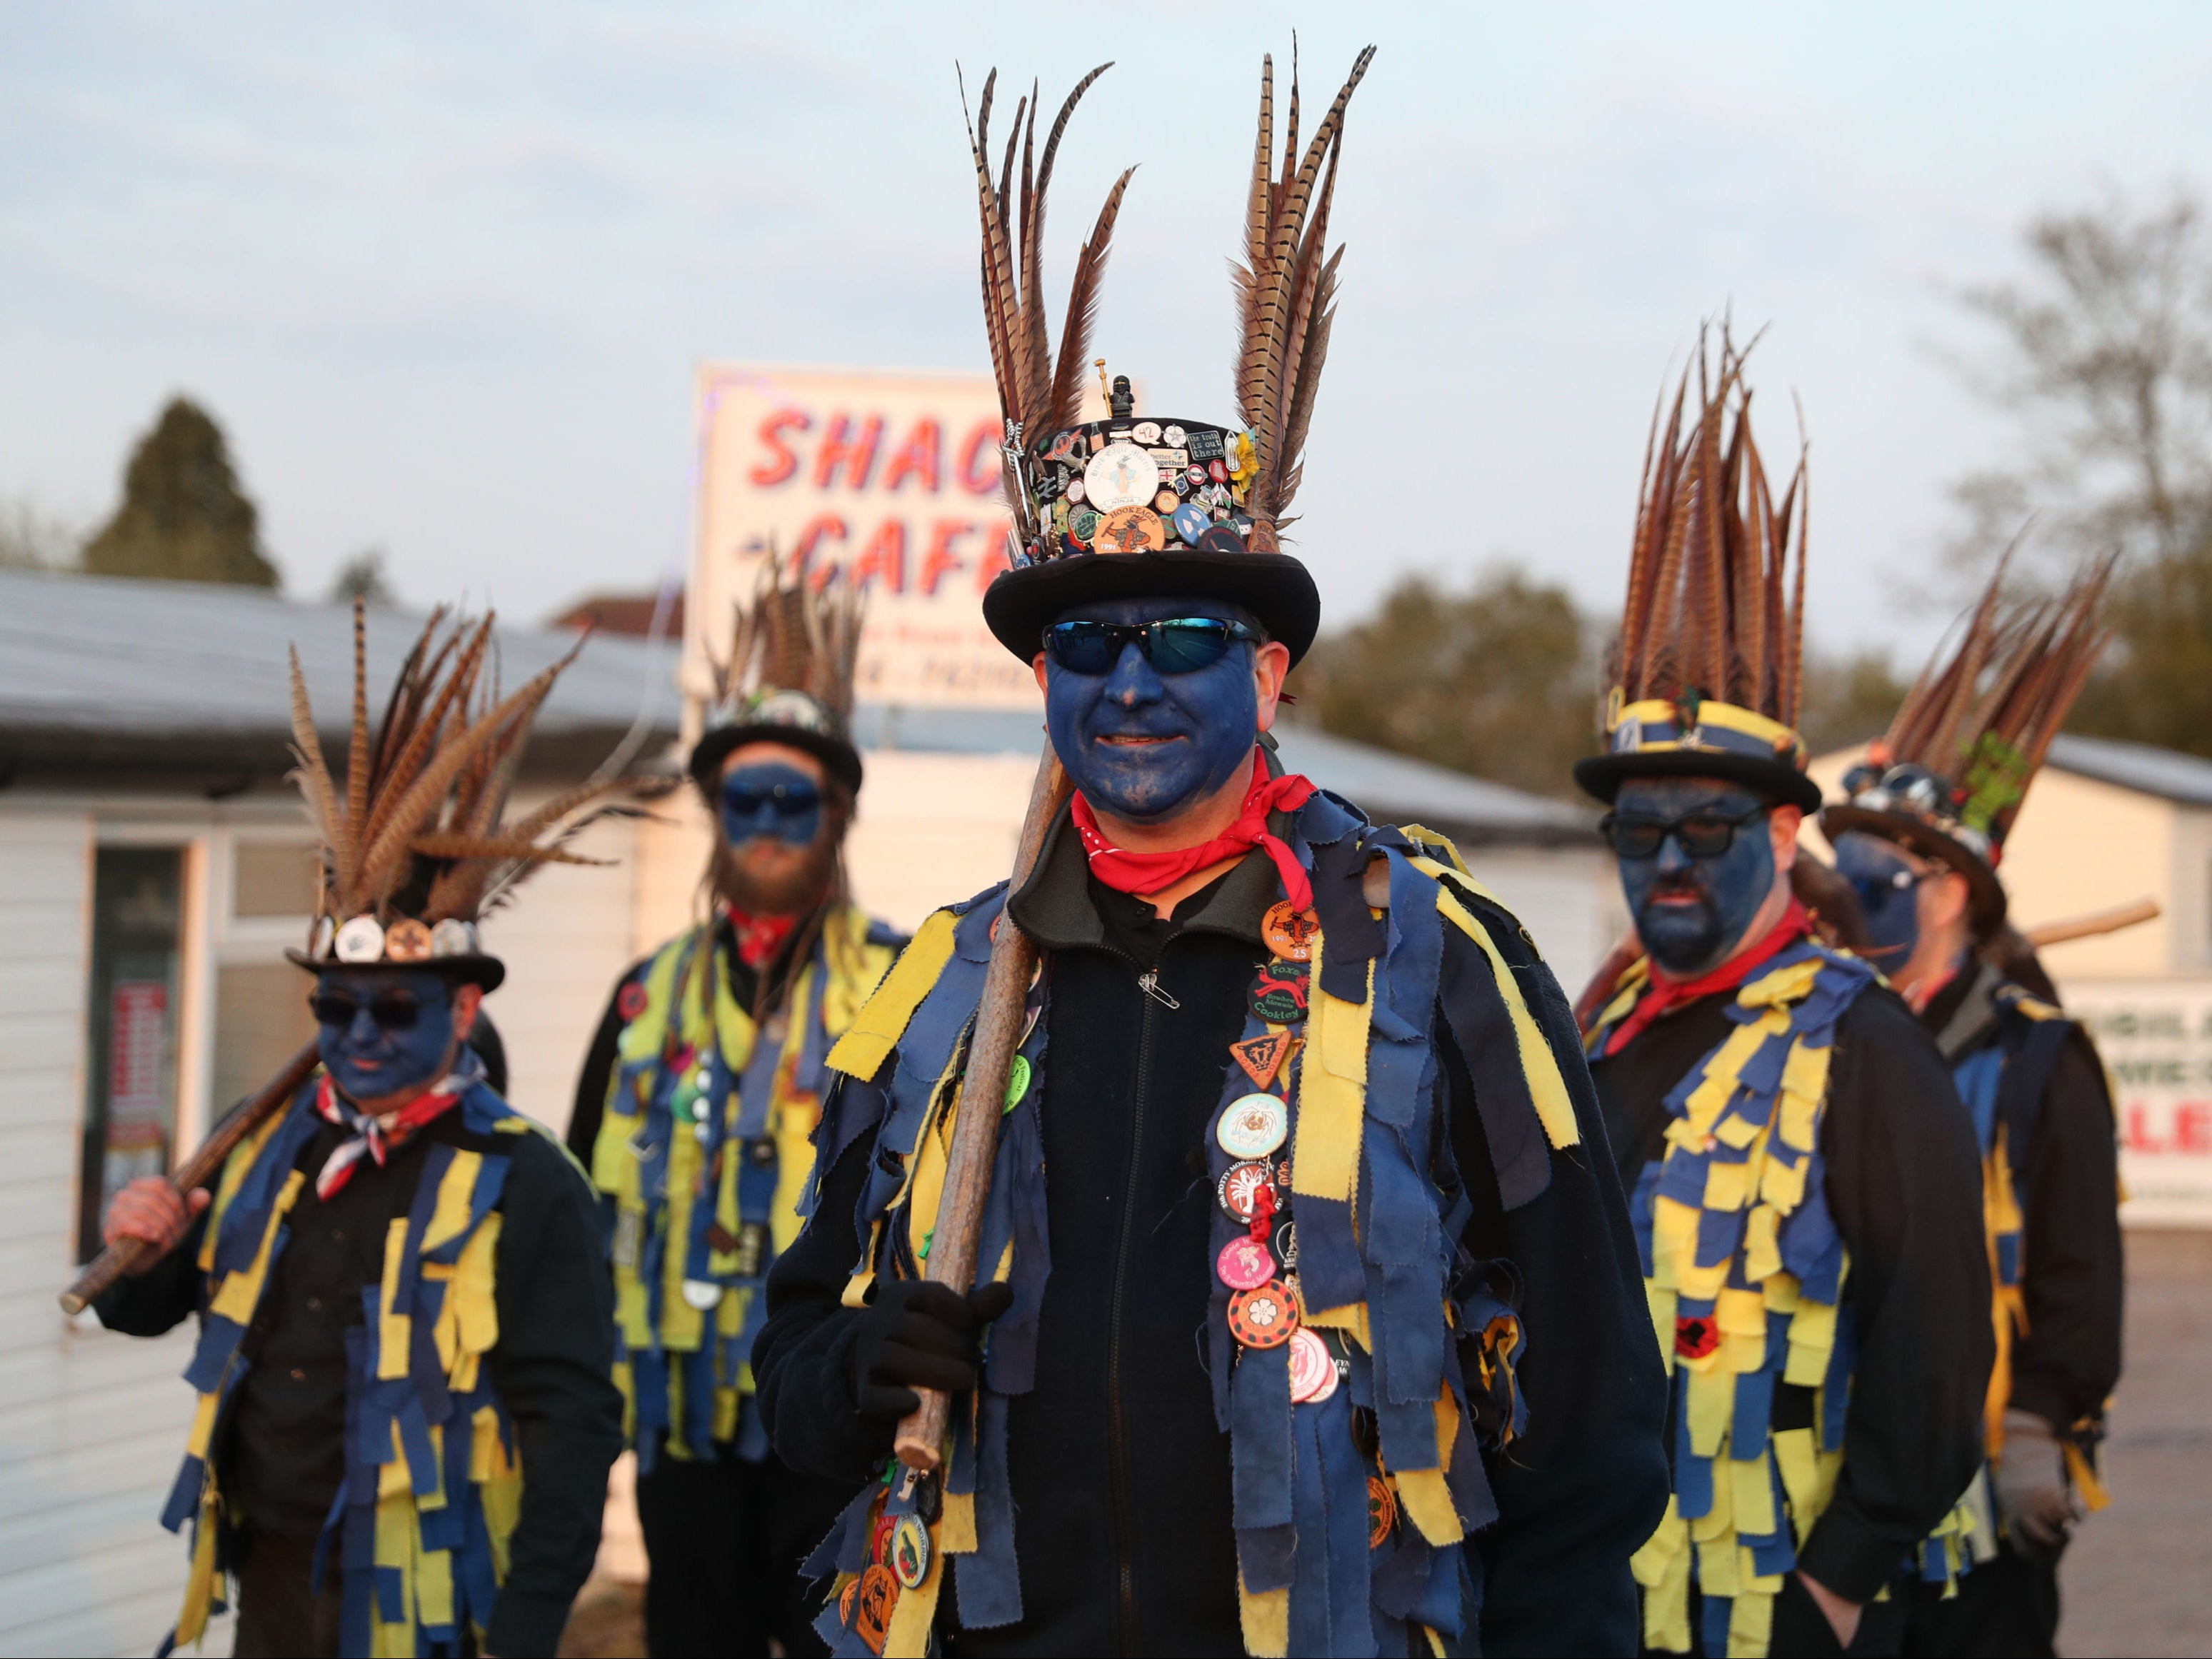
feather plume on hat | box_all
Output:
[289,600,622,981]
[690,551,868,795]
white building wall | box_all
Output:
[0,805,222,1658]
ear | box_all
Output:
[451,983,484,1039]
[1930,869,1971,931]
[1768,804,1803,874]
[1252,641,1293,733]
[1033,651,1050,696]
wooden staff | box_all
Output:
[894,741,1071,1473]
[60,1039,323,1315]
[2026,897,2160,948]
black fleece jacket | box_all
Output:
[96,1106,623,1658]
[1590,978,1994,1604]
[755,821,1669,1656]
[1921,963,2124,1433]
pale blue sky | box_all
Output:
[3,3,2209,656]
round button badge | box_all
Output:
[1218,1159,1276,1222]
[384,918,434,962]
[1287,1325,1338,1403]
[1083,442,1161,511]
[1261,901,1321,963]
[890,1515,931,1590]
[1216,1235,1276,1290]
[1227,1278,1299,1349]
[1216,1093,1288,1160]
[1094,504,1166,553]
[854,1563,898,1648]
[1131,419,1162,444]
[334,914,386,963]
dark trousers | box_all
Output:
[635,1441,859,1658]
[1901,1543,2061,1658]
[231,1530,344,1659]
[1642,1575,1911,1658]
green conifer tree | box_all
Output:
[81,398,279,586]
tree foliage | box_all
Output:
[1945,186,2212,757]
[81,398,278,587]
[329,546,398,607]
[1290,567,1598,800]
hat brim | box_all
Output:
[689,723,864,796]
[286,950,507,993]
[981,551,1321,668]
[1817,803,2008,932]
[1573,748,1824,815]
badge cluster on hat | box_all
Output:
[287,601,615,988]
[1010,398,1265,566]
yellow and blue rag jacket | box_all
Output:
[1945,975,2110,1530]
[1587,940,1889,1658]
[159,1064,537,1658]
[589,904,899,1465]
[796,800,1581,1659]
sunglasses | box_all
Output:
[721,777,821,818]
[309,992,425,1031]
[1598,808,1765,860]
[1042,617,1261,676]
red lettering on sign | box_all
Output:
[749,408,811,487]
[957,420,1002,496]
[881,418,943,493]
[2177,1101,2212,1155]
[791,515,849,585]
[973,520,1013,592]
[849,519,907,594]
[919,520,974,596]
[814,414,884,491]
[2126,1101,2168,1153]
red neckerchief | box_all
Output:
[1603,900,1813,1058]
[313,1072,467,1199]
[1071,748,1318,911]
[724,906,800,971]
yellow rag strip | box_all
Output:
[1429,884,1580,1149]
[828,908,959,1081]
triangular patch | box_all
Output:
[1231,1031,1298,1091]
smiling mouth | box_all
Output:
[1099,733,1180,747]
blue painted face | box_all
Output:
[1613,778,1778,977]
[313,968,460,1105]
[1833,831,1923,966]
[719,762,823,848]
[1043,596,1260,823]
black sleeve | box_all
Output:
[1441,926,1672,1659]
[754,1080,899,1483]
[483,1133,626,1659]
[1798,989,1994,1603]
[90,1207,210,1337]
[2008,1031,2124,1430]
[567,957,650,1163]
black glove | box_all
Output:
[851,1280,1015,1420]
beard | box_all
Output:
[711,823,842,916]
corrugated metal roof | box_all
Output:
[0,567,678,746]
[2048,733,2212,808]
[849,703,1593,837]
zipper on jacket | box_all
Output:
[1105,941,1166,1655]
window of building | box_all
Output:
[79,847,184,1263]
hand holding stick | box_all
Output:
[61,1038,323,1315]
[893,741,1071,1473]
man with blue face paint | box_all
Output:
[1821,557,2123,1659]
[94,605,622,1658]
[1575,340,1992,1659]
[755,53,1669,1658]
[564,562,904,1658]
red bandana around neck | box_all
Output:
[724,906,800,971]
[1603,899,1813,1058]
[1072,748,1318,911]
[313,1071,467,1200]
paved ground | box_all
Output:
[554,1229,2212,1658]
[2056,1227,2212,1657]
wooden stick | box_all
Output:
[2026,897,2160,949]
[60,1039,323,1315]
[893,740,1071,1473]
